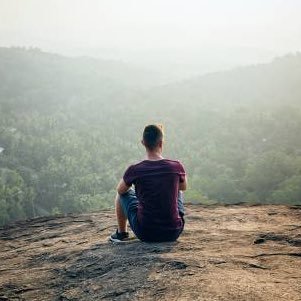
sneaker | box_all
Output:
[109,230,129,243]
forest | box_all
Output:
[0,47,301,225]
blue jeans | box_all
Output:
[119,188,185,242]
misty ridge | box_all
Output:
[0,46,301,226]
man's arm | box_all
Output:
[116,178,131,195]
[179,175,187,191]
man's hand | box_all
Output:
[179,176,187,191]
[116,178,131,195]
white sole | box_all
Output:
[108,236,138,243]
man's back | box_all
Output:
[123,159,186,231]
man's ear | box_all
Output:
[141,140,145,146]
[158,140,163,148]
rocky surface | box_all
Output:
[0,204,301,301]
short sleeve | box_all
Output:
[123,165,135,186]
[178,161,186,183]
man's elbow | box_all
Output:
[117,185,131,195]
[117,186,127,195]
[116,180,131,195]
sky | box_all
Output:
[0,0,301,75]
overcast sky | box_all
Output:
[0,0,300,74]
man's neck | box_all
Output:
[146,149,164,161]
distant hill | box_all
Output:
[0,47,168,113]
[144,53,301,109]
[1,47,300,112]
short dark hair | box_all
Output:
[142,124,164,150]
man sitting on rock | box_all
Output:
[110,124,187,242]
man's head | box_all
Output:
[142,124,164,151]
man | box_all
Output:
[109,124,187,242]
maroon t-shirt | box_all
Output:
[123,159,186,231]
